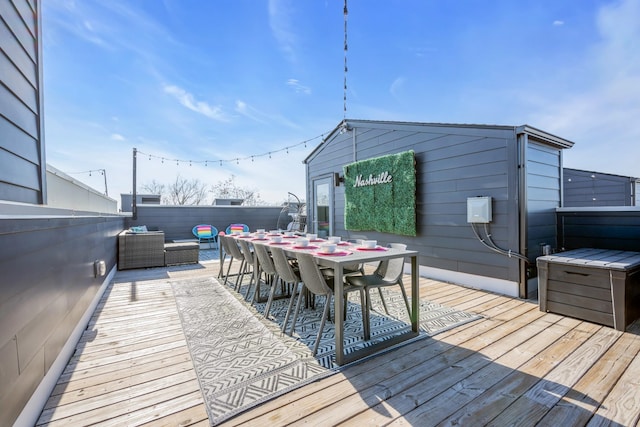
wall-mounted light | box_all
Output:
[334,172,345,186]
[339,123,352,134]
[94,260,106,278]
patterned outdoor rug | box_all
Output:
[171,276,481,425]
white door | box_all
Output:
[313,178,332,238]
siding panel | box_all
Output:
[0,0,43,205]
[0,50,37,112]
[307,121,521,284]
[0,0,36,61]
[0,215,124,427]
[0,147,40,189]
[0,14,36,86]
[527,142,561,261]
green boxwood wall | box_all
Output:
[343,150,416,236]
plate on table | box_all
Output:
[293,245,319,250]
[357,246,388,251]
[269,241,290,245]
[315,250,352,256]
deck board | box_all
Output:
[36,261,640,426]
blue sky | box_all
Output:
[41,0,640,206]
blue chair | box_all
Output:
[192,224,218,249]
[225,223,249,235]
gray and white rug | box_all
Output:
[171,276,481,425]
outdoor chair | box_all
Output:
[251,243,280,313]
[236,239,256,300]
[225,223,249,235]
[287,252,368,355]
[269,246,301,325]
[217,233,231,279]
[220,235,248,290]
[345,243,411,320]
[192,224,218,249]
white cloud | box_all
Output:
[235,100,267,124]
[553,20,564,26]
[529,0,640,178]
[163,84,229,122]
[268,0,298,63]
[111,133,125,141]
[286,79,311,95]
[390,77,406,98]
[235,100,302,130]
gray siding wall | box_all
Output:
[128,205,286,241]
[564,168,635,207]
[557,208,640,252]
[306,122,522,283]
[0,0,46,204]
[0,215,124,426]
[526,141,561,259]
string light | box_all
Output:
[68,168,105,176]
[136,132,324,168]
[343,0,349,119]
[66,168,108,196]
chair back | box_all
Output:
[226,223,249,235]
[219,234,231,255]
[192,224,217,239]
[237,239,254,265]
[270,246,300,284]
[295,253,333,297]
[381,243,407,281]
[253,242,277,276]
[222,236,244,260]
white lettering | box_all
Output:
[353,171,393,187]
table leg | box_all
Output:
[334,263,345,366]
[411,255,419,332]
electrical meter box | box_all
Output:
[467,196,492,223]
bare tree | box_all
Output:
[211,175,265,206]
[165,175,210,205]
[140,180,167,202]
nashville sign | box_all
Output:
[353,171,393,187]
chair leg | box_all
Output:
[235,259,249,292]
[312,294,332,356]
[287,284,306,335]
[218,249,225,278]
[398,280,412,318]
[377,288,390,315]
[252,271,270,305]
[244,265,257,301]
[281,282,299,332]
[224,258,234,287]
[264,274,281,319]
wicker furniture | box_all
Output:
[164,242,200,266]
[118,231,165,270]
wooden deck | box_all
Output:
[37,261,640,426]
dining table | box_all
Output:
[229,232,420,366]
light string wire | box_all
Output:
[67,168,105,176]
[343,0,348,119]
[135,133,324,167]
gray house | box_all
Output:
[304,119,575,299]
